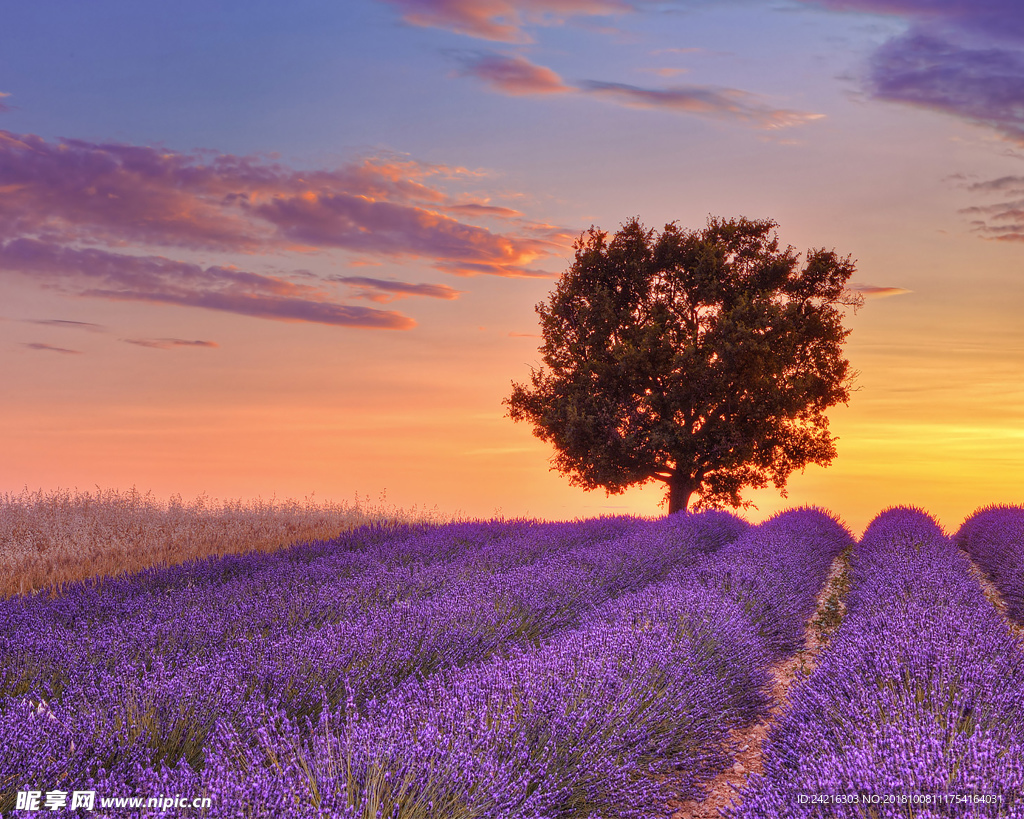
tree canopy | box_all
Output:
[505,216,861,514]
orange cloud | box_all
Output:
[851,283,913,298]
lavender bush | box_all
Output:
[956,505,1024,625]
[188,507,851,819]
[729,507,1024,819]
[1,511,749,816]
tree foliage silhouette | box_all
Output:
[505,216,861,514]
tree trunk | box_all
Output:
[667,474,695,515]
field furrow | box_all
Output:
[728,507,1024,819]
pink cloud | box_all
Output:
[454,52,571,94]
[382,0,631,43]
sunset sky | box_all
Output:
[2,0,1022,535]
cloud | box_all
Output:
[381,0,631,43]
[449,51,824,129]
[967,175,1024,194]
[330,276,464,303]
[850,283,913,298]
[0,238,416,330]
[868,32,1024,143]
[0,129,568,326]
[432,260,556,277]
[453,52,571,95]
[445,202,523,218]
[640,67,691,78]
[508,330,543,337]
[960,198,1024,241]
[578,80,826,128]
[22,342,82,354]
[249,190,546,268]
[0,131,548,263]
[123,338,219,349]
[799,1,1024,143]
[24,318,106,332]
[0,92,9,113]
[800,1,1024,40]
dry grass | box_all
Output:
[0,486,455,599]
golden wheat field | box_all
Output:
[0,486,455,599]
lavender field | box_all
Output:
[1,505,1023,818]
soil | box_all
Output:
[965,558,1024,642]
[666,553,850,819]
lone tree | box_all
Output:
[505,216,861,514]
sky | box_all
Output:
[1,0,1022,536]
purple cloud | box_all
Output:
[802,1,1024,40]
[960,198,1024,242]
[967,175,1024,194]
[432,260,556,277]
[21,342,82,354]
[799,1,1024,143]
[0,239,415,330]
[25,318,106,332]
[869,32,1024,142]
[331,276,463,303]
[0,128,573,328]
[0,130,559,270]
[249,191,547,269]
[123,338,219,349]
[578,80,825,128]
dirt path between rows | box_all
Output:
[667,552,851,819]
[964,558,1024,642]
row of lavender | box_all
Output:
[957,505,1024,626]
[731,507,1024,819]
[157,508,849,818]
[2,511,736,814]
[2,508,854,817]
